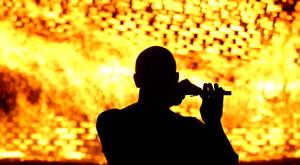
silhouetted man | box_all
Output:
[96,46,239,165]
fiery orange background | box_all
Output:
[0,0,300,164]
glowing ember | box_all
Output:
[0,0,300,164]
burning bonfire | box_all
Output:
[0,0,300,164]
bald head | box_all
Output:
[134,46,180,107]
[134,46,178,88]
[135,46,176,76]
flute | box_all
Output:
[178,79,231,96]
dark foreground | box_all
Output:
[1,158,300,165]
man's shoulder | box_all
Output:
[96,109,119,129]
[97,108,119,121]
[97,104,137,123]
[178,115,205,129]
[96,104,138,133]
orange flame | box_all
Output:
[0,0,300,163]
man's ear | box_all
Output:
[133,73,141,88]
[175,72,179,82]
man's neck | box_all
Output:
[137,89,172,110]
[137,97,170,111]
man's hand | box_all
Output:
[199,83,224,126]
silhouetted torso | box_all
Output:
[97,103,236,165]
[96,46,238,165]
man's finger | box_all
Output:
[203,83,208,91]
[207,83,213,92]
[214,83,219,94]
